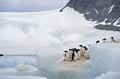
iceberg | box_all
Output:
[94,71,120,79]
[89,43,120,75]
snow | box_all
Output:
[0,7,119,55]
[94,71,120,79]
[89,43,120,75]
[0,75,46,79]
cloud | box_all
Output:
[0,0,69,12]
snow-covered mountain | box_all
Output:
[61,0,120,28]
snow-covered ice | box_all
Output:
[94,71,120,79]
[90,43,120,75]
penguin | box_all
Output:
[96,40,100,44]
[110,37,118,43]
[0,54,3,57]
[63,51,67,61]
[71,50,75,61]
[83,46,90,59]
[64,50,70,61]
[73,48,79,61]
[79,45,85,56]
[77,49,82,60]
[68,49,74,61]
[102,38,108,43]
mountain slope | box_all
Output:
[0,8,119,55]
[61,0,120,26]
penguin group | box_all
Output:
[63,36,120,61]
[63,45,90,61]
[96,36,120,44]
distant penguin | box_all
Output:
[88,44,91,46]
[71,50,75,61]
[77,49,82,60]
[110,37,117,43]
[96,40,100,44]
[0,54,3,57]
[73,48,79,61]
[64,50,70,61]
[63,51,67,61]
[68,49,74,61]
[74,48,81,60]
[79,45,85,56]
[102,38,108,43]
[83,46,90,59]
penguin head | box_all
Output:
[88,44,91,46]
[84,46,88,50]
[79,45,83,47]
[111,37,114,39]
[64,50,68,53]
[103,38,106,40]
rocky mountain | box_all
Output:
[60,0,120,26]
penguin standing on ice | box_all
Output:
[68,49,74,61]
[73,48,79,61]
[102,38,108,43]
[110,37,117,43]
[79,45,85,56]
[76,49,81,60]
[83,46,90,59]
[71,50,75,61]
[64,50,70,61]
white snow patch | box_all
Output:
[90,43,120,74]
[94,71,120,79]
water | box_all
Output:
[0,56,96,79]
[37,61,96,79]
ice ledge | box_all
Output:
[94,71,120,79]
[89,43,120,74]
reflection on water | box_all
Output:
[38,66,95,79]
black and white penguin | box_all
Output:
[110,37,117,43]
[73,48,79,60]
[68,49,74,61]
[83,46,90,59]
[102,38,108,43]
[71,50,75,61]
[64,50,70,61]
[79,45,85,56]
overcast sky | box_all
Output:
[0,0,69,12]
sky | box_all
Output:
[0,0,69,12]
